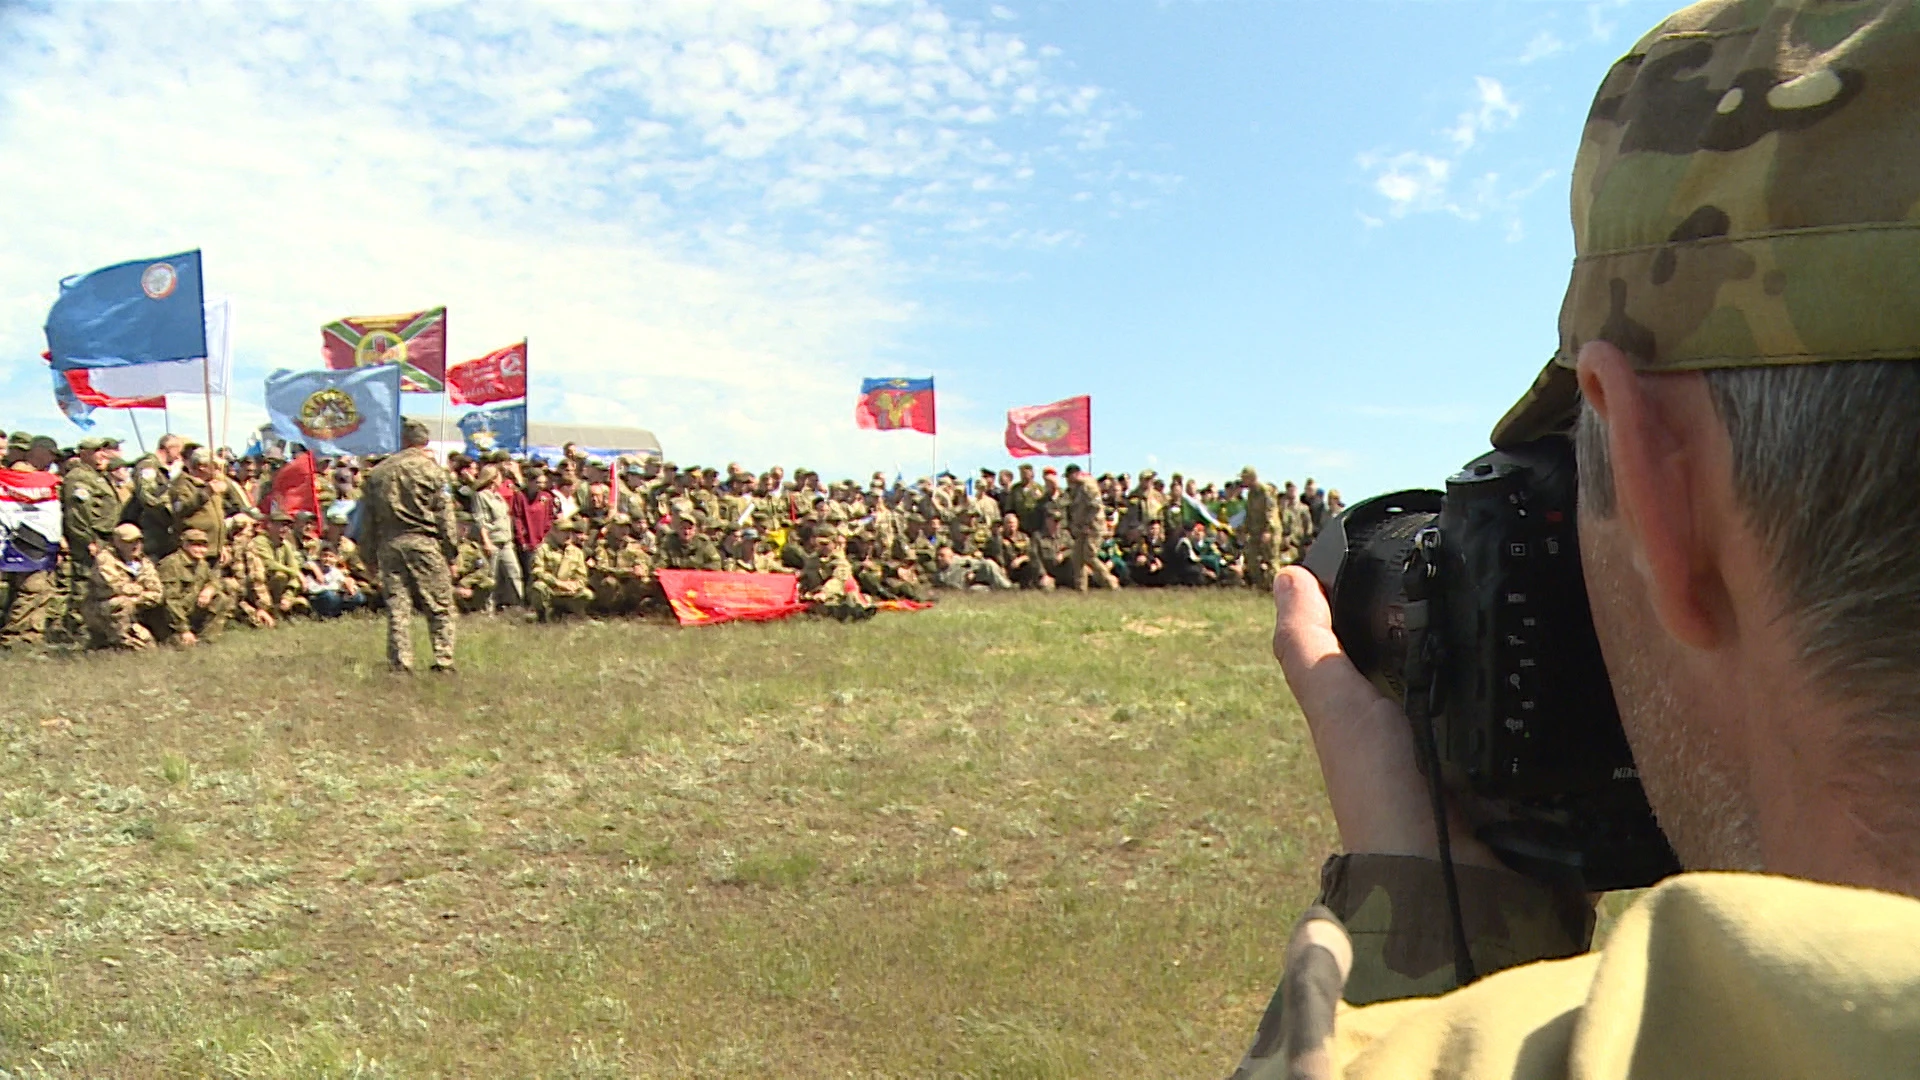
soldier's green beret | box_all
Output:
[1496,0,1920,447]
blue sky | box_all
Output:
[0,0,1678,498]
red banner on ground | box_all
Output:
[1005,395,1091,457]
[656,570,808,626]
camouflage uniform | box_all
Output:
[251,524,310,616]
[658,527,722,571]
[452,538,495,614]
[223,525,277,628]
[125,454,179,556]
[530,527,592,620]
[1065,471,1118,591]
[83,541,164,650]
[1234,5,1920,1078]
[156,539,233,642]
[589,523,653,614]
[61,451,123,633]
[361,438,459,671]
[1241,476,1282,590]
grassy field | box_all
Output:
[0,590,1339,1078]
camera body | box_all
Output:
[1301,438,1679,891]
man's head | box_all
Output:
[401,418,432,450]
[1504,1,1920,889]
[1019,464,1034,482]
[156,434,183,465]
[180,527,210,561]
[77,436,118,472]
[111,522,142,560]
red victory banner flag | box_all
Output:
[1004,395,1092,457]
[854,377,936,434]
[656,570,809,627]
[322,306,448,393]
[448,341,528,405]
[267,450,323,521]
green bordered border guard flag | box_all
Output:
[321,306,447,393]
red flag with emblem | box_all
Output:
[1004,395,1091,458]
[656,570,808,626]
[447,341,528,406]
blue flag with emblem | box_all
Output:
[457,402,527,456]
[264,366,402,457]
[45,250,207,368]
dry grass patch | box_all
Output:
[0,590,1335,1078]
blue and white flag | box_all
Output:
[458,402,527,456]
[264,366,403,457]
[46,251,207,369]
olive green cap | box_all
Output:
[180,527,210,544]
[76,436,120,452]
[1495,0,1920,448]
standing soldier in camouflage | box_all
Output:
[127,433,184,556]
[167,447,244,559]
[1064,464,1118,591]
[61,436,125,638]
[155,526,232,646]
[361,419,459,673]
[84,523,164,650]
[1240,467,1282,590]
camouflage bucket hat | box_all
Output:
[1493,0,1920,448]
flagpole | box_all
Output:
[220,385,231,453]
[438,310,450,464]
[201,356,215,453]
[163,399,171,437]
[129,410,147,454]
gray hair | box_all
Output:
[1577,361,1920,738]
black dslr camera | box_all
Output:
[1301,437,1679,892]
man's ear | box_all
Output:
[1575,340,1730,650]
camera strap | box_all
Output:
[1402,527,1478,989]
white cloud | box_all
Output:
[0,0,1151,472]
[1444,77,1520,152]
[1518,30,1567,64]
[1356,76,1543,235]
